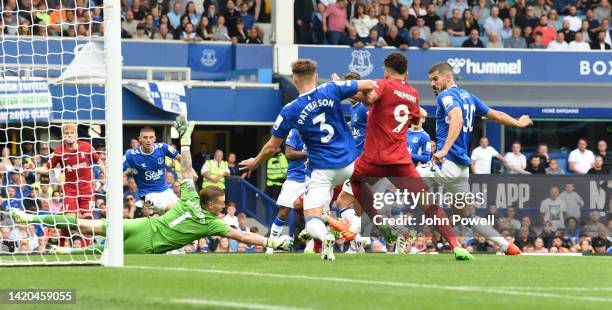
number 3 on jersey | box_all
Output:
[462,103,475,133]
[313,112,334,143]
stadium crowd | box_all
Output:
[0,134,610,255]
[295,0,612,50]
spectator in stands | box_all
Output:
[398,6,417,32]
[592,237,610,254]
[374,14,390,38]
[381,5,396,28]
[547,31,569,50]
[245,27,263,44]
[215,237,230,252]
[585,210,606,237]
[410,0,427,17]
[473,0,490,28]
[364,28,387,47]
[484,6,504,37]
[184,1,200,26]
[180,22,201,41]
[600,18,612,45]
[504,26,528,48]
[580,20,593,44]
[237,212,249,232]
[232,19,248,43]
[505,207,522,232]
[594,0,611,24]
[410,17,430,40]
[123,10,138,37]
[525,155,546,174]
[548,9,563,31]
[560,20,575,43]
[2,186,23,210]
[463,28,485,47]
[523,6,540,30]
[568,138,595,174]
[407,27,429,48]
[532,0,551,21]
[530,31,546,48]
[534,15,556,47]
[224,0,240,37]
[486,32,503,48]
[596,140,611,169]
[227,153,243,177]
[385,26,410,48]
[201,149,230,190]
[462,9,479,36]
[323,0,348,45]
[168,1,182,29]
[193,16,212,40]
[50,190,63,213]
[533,237,549,253]
[563,6,581,32]
[470,137,505,174]
[505,141,527,173]
[546,159,565,174]
[174,15,190,39]
[535,144,550,167]
[265,151,287,200]
[424,3,442,31]
[311,2,326,44]
[223,202,239,228]
[429,20,451,47]
[540,186,567,231]
[396,19,411,40]
[569,32,591,50]
[514,226,534,251]
[350,3,371,38]
[240,3,255,31]
[446,9,466,37]
[123,194,136,219]
[559,182,584,221]
[347,26,366,48]
[365,5,380,30]
[499,18,513,40]
[591,29,612,49]
[212,15,230,41]
[205,3,219,27]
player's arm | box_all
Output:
[433,107,462,164]
[485,109,532,128]
[412,135,432,163]
[331,74,379,105]
[239,135,284,177]
[96,158,106,182]
[285,145,306,160]
[224,228,292,250]
[174,115,196,181]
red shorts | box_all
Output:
[63,193,95,215]
[349,156,427,201]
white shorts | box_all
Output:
[304,162,354,211]
[341,179,353,196]
[143,188,179,210]
[416,160,469,194]
[276,180,306,208]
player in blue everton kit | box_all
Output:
[240,59,376,260]
[419,62,532,256]
[266,128,308,253]
[407,107,431,165]
[123,127,181,215]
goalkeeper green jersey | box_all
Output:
[148,179,230,253]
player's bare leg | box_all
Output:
[304,207,335,261]
[266,206,292,254]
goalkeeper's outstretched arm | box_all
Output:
[224,228,292,251]
[174,115,196,181]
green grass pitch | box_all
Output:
[1,254,611,309]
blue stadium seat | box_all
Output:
[451,36,468,47]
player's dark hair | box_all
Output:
[383,52,407,75]
[200,186,225,206]
[140,126,156,135]
[428,62,453,75]
[291,59,317,79]
[343,71,361,80]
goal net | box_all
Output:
[0,0,123,266]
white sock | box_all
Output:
[340,208,361,234]
[306,217,328,241]
[470,216,510,251]
[269,217,286,239]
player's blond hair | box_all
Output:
[419,107,428,118]
[62,123,77,132]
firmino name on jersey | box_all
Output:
[393,90,417,103]
[297,99,335,125]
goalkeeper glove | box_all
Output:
[174,115,195,147]
[265,235,293,251]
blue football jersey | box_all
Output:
[407,128,431,164]
[271,81,358,170]
[123,143,179,197]
[350,102,368,155]
[435,85,490,166]
[285,129,308,182]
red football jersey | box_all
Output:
[361,79,420,165]
[48,140,100,194]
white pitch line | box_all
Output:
[489,287,612,292]
[126,265,612,304]
[171,298,314,310]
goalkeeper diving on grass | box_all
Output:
[10,116,293,254]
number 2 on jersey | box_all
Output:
[313,112,335,143]
[392,104,409,133]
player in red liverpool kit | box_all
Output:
[38,124,106,219]
[331,53,473,260]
